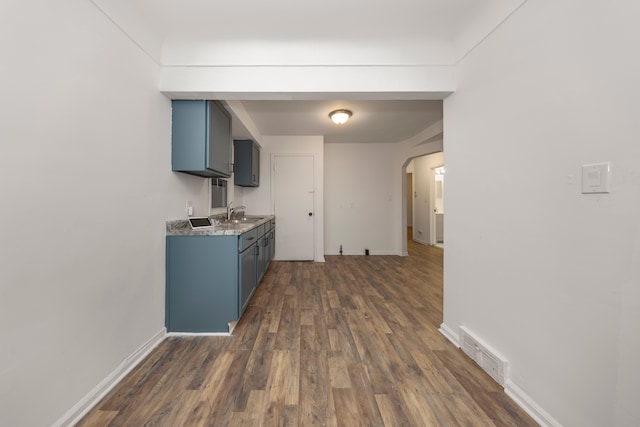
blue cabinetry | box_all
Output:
[234,139,260,187]
[238,227,258,314]
[257,220,274,282]
[268,220,276,264]
[165,221,275,333]
[171,100,232,178]
[239,244,257,313]
[165,235,238,332]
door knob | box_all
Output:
[308,212,313,216]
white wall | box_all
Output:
[442,1,640,426]
[324,143,397,255]
[323,129,443,256]
[0,2,209,425]
[242,136,325,262]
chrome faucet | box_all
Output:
[226,202,233,220]
[227,202,246,220]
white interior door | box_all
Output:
[273,155,314,260]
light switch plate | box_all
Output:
[581,162,611,194]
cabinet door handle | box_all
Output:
[246,236,255,241]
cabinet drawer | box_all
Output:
[239,228,258,252]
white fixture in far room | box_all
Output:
[581,162,611,194]
[329,109,352,125]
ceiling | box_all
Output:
[236,100,443,144]
[99,0,524,143]
[128,0,522,60]
[134,0,482,42]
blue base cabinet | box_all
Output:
[239,243,257,314]
[257,220,274,283]
[166,235,239,332]
[166,223,274,333]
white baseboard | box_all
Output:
[413,237,430,246]
[324,250,397,256]
[439,322,460,347]
[440,323,562,427]
[370,250,398,255]
[167,331,230,337]
[53,328,167,427]
[505,380,564,427]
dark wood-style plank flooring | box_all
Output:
[78,238,538,426]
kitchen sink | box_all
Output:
[221,217,264,224]
[214,217,266,231]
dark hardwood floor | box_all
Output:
[78,239,538,426]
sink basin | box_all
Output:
[221,217,264,224]
[215,217,266,231]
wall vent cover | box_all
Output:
[459,326,508,386]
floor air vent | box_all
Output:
[459,326,508,386]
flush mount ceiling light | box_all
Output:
[329,109,352,125]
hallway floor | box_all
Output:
[78,242,536,426]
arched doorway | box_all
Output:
[399,149,444,255]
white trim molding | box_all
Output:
[167,331,231,337]
[505,380,564,427]
[439,322,460,347]
[53,328,167,427]
[440,323,563,426]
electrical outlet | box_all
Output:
[186,200,193,217]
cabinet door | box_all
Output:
[251,142,260,186]
[166,236,238,332]
[233,139,260,187]
[257,235,268,282]
[172,100,232,178]
[171,100,207,175]
[207,101,232,176]
[239,244,257,314]
[263,234,271,272]
[268,226,276,264]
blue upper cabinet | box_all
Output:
[171,100,232,178]
[233,139,260,187]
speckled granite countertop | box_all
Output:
[166,215,275,236]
